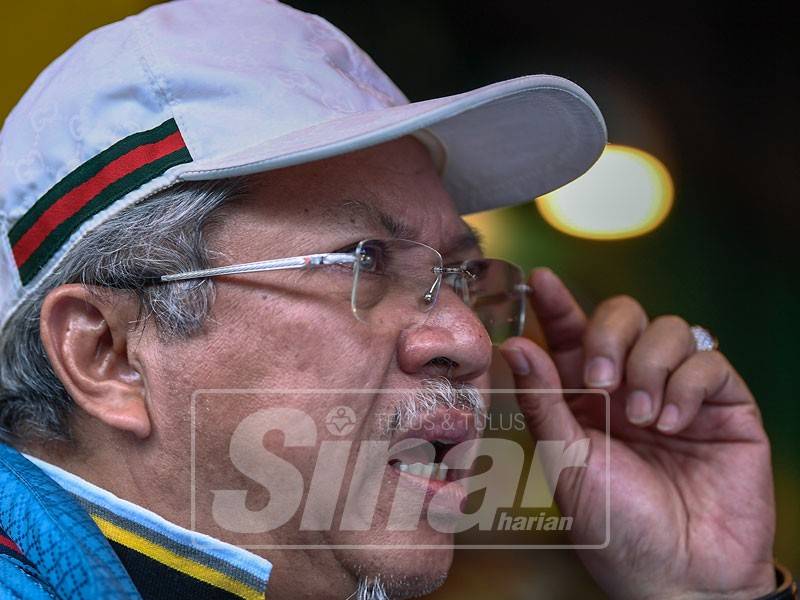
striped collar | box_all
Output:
[25,455,271,600]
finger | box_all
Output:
[657,350,753,434]
[527,268,588,387]
[499,337,585,444]
[582,295,648,391]
[528,267,588,353]
[623,315,695,426]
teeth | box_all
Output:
[408,463,429,477]
[394,462,448,481]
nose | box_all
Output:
[396,285,492,381]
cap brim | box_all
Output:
[179,74,606,215]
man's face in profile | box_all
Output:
[141,135,493,598]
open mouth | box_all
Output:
[387,408,478,484]
[389,439,461,482]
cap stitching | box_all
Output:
[0,216,22,318]
[129,14,191,152]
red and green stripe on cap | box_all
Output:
[8,118,193,285]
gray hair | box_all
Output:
[354,577,389,600]
[353,573,449,600]
[0,177,250,443]
[387,377,486,434]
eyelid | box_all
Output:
[332,241,361,254]
[444,252,481,267]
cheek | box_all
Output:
[146,284,400,448]
[196,287,397,390]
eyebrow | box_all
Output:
[447,223,484,257]
[334,200,484,256]
[335,200,415,239]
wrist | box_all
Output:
[630,563,785,600]
[646,563,794,600]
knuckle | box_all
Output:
[582,326,623,354]
[697,349,729,372]
[606,294,642,313]
[590,295,648,337]
[672,351,731,396]
[652,314,689,332]
[582,323,609,345]
[520,397,558,433]
[722,404,766,437]
[626,353,669,384]
[669,374,703,399]
[665,375,704,407]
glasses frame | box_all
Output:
[157,238,530,339]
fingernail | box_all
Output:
[657,404,680,432]
[626,390,653,425]
[584,357,615,387]
[503,348,530,376]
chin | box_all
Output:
[336,544,453,599]
[322,435,472,598]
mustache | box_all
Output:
[384,377,486,434]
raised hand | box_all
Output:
[499,268,776,599]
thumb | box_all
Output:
[499,337,585,445]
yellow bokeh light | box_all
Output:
[535,144,674,240]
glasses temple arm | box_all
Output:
[159,253,356,282]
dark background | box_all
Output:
[2,1,797,597]
[288,5,799,596]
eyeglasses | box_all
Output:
[158,238,530,344]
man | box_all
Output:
[0,1,793,599]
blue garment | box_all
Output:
[25,454,271,599]
[0,442,141,599]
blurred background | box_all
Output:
[2,1,797,598]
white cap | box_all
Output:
[0,0,606,330]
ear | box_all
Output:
[39,284,151,439]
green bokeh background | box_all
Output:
[2,2,796,597]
